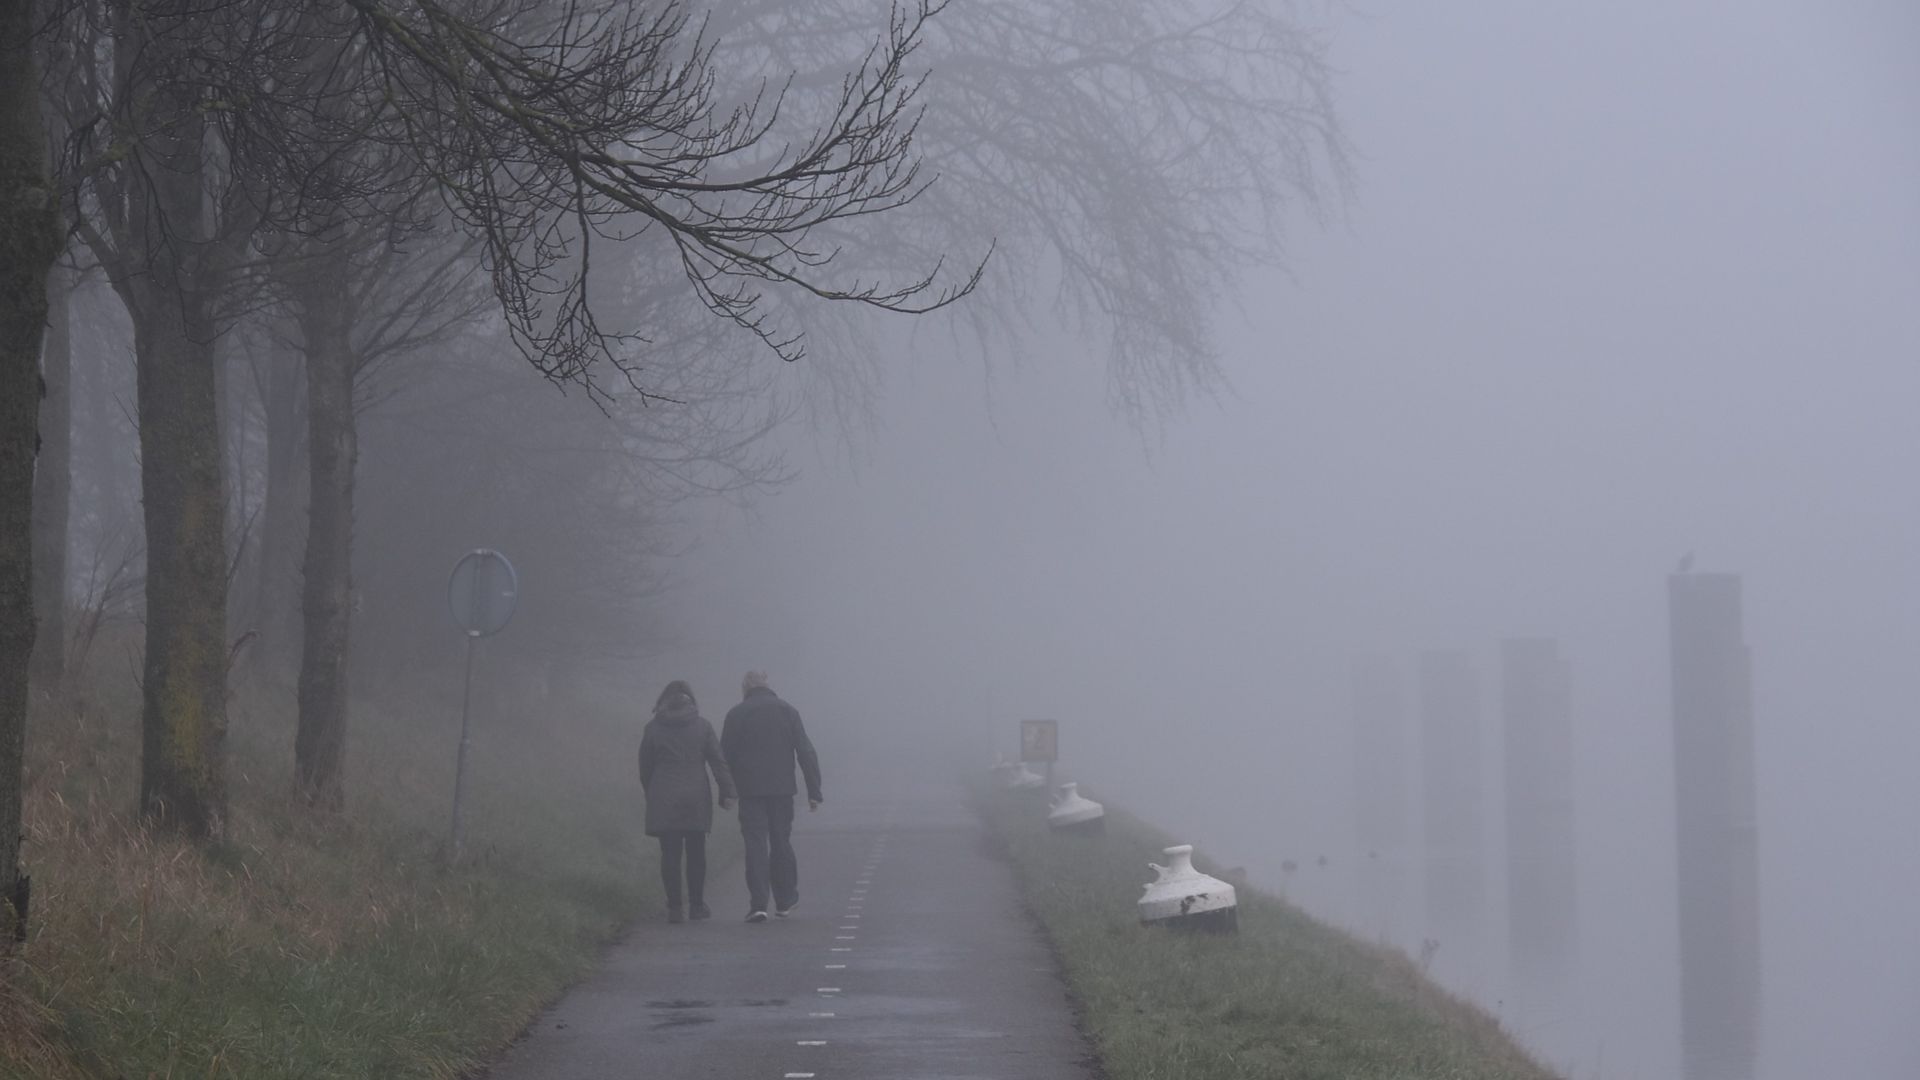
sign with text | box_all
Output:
[1020,719,1058,763]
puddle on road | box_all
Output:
[646,997,790,1027]
[646,998,788,1009]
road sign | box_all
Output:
[1020,719,1058,763]
[448,549,518,637]
[447,549,516,860]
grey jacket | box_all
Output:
[639,703,736,836]
[721,688,823,802]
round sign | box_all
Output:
[448,549,518,637]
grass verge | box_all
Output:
[2,655,726,1079]
[979,787,1559,1080]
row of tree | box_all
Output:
[0,0,1348,941]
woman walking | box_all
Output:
[640,681,735,922]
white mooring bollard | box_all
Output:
[989,757,1018,787]
[1047,782,1106,835]
[991,758,1047,791]
[1138,844,1238,933]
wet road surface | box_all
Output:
[486,783,1095,1079]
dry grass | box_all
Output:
[1,645,698,1079]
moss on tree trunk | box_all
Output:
[68,34,243,839]
[131,274,231,836]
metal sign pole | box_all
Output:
[449,630,478,858]
[444,548,517,862]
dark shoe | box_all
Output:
[689,902,712,921]
[746,910,770,923]
[774,897,799,918]
[667,907,685,924]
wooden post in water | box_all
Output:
[1501,637,1578,993]
[1420,650,1484,947]
[1669,572,1761,1080]
[1352,654,1411,941]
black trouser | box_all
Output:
[738,795,797,914]
[657,831,707,911]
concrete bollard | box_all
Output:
[1138,844,1238,934]
[1047,782,1106,835]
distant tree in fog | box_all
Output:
[707,0,1351,423]
[277,221,488,811]
[350,235,795,694]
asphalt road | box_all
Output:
[485,783,1095,1080]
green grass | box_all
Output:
[2,653,725,1079]
[979,788,1560,1080]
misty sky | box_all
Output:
[653,3,1920,1077]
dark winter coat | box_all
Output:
[639,702,736,836]
[721,687,823,801]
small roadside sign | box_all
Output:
[446,548,517,860]
[1020,719,1058,763]
[448,549,518,638]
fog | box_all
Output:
[19,0,1915,1076]
[650,3,1920,1078]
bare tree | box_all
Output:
[238,327,307,675]
[286,237,359,810]
[284,220,486,810]
[293,0,978,810]
[0,0,64,942]
[350,232,795,688]
[52,0,281,837]
[344,0,981,388]
[707,0,1350,424]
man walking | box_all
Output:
[722,671,823,922]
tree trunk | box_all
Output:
[0,0,63,940]
[130,275,230,836]
[293,249,356,810]
[29,264,72,692]
[251,342,307,675]
[125,79,229,838]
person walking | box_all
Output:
[639,681,736,923]
[721,672,823,922]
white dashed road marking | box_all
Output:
[781,832,895,1080]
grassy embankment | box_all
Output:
[2,651,719,1079]
[980,788,1559,1080]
